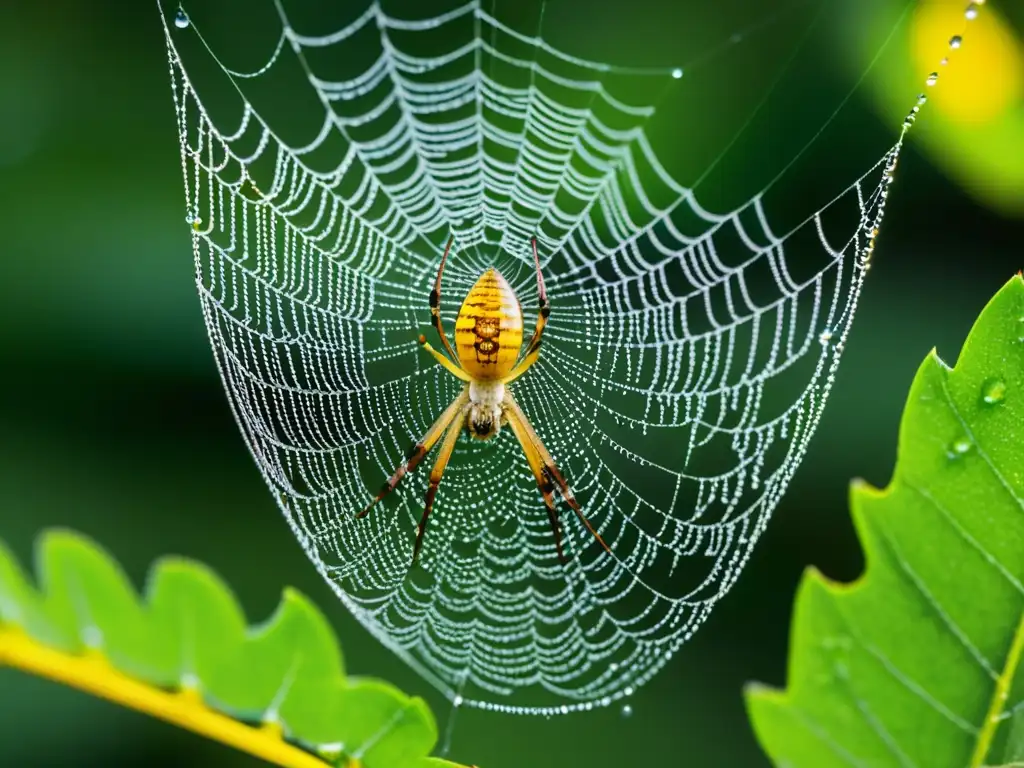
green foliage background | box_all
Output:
[0,1,1020,766]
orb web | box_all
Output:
[161,0,947,715]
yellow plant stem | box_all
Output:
[0,626,346,768]
[971,609,1024,767]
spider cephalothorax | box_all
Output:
[358,235,610,565]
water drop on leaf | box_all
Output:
[981,378,1006,405]
[947,437,974,459]
[317,743,344,762]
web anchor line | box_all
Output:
[162,0,980,716]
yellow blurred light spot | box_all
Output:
[912,1,1023,124]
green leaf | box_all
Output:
[0,529,468,768]
[746,274,1024,768]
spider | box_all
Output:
[358,235,611,566]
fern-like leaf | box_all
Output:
[0,529,469,768]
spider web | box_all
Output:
[161,0,944,715]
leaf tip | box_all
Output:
[35,528,117,579]
[742,680,782,702]
[849,476,884,499]
[803,563,860,598]
[37,527,98,555]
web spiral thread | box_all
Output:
[162,0,924,715]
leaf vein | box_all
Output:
[905,482,1024,597]
[787,705,872,767]
[833,605,980,736]
[874,510,999,680]
[833,665,920,768]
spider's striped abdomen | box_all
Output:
[455,268,523,380]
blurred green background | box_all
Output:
[1,0,1021,766]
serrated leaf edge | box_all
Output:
[744,274,1024,767]
[0,529,470,768]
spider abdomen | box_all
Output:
[455,268,523,380]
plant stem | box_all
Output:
[0,626,341,768]
[971,610,1024,766]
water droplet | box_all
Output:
[965,3,978,20]
[609,662,619,671]
[453,694,464,707]
[819,330,833,345]
[174,9,190,28]
[621,704,633,718]
[940,56,949,66]
[560,704,569,715]
[925,72,938,86]
[917,93,928,105]
[317,743,343,761]
[671,68,683,79]
[981,378,1006,405]
[949,35,963,49]
[82,626,103,649]
[947,437,974,459]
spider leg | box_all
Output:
[414,407,468,564]
[504,392,612,556]
[430,234,461,364]
[505,403,567,564]
[419,334,472,382]
[501,238,549,385]
[357,390,469,519]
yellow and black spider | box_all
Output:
[359,235,611,565]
